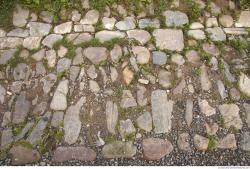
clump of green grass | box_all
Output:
[229,38,249,53]
[239,0,250,10]
[12,123,26,136]
[14,140,33,149]
[37,126,63,154]
[185,0,202,21]
[207,135,217,151]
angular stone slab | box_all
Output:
[102,141,136,159]
[50,80,69,111]
[218,104,243,130]
[64,97,85,145]
[83,47,108,65]
[0,37,23,49]
[95,31,125,43]
[29,22,52,37]
[27,112,51,145]
[153,29,184,51]
[12,92,31,124]
[142,138,173,160]
[151,90,173,133]
[105,101,118,134]
[52,146,96,162]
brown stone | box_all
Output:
[52,146,96,162]
[142,138,173,160]
[9,145,41,165]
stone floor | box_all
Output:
[0,0,250,166]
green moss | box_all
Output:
[37,126,63,154]
[14,140,33,149]
[125,132,136,141]
[140,64,156,75]
[104,135,116,143]
[229,38,249,53]
[12,123,26,136]
[185,0,202,22]
[218,115,225,128]
[57,70,69,79]
[207,135,217,151]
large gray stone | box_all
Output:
[13,5,29,27]
[102,141,136,159]
[163,10,189,27]
[138,18,160,29]
[119,119,136,138]
[7,28,29,37]
[153,29,184,51]
[239,73,250,97]
[236,11,250,27]
[80,10,99,25]
[42,34,63,48]
[120,90,137,108]
[243,103,250,128]
[0,49,17,65]
[54,22,72,34]
[84,47,108,65]
[152,51,167,65]
[127,29,151,45]
[0,37,23,49]
[241,132,250,151]
[218,104,243,129]
[29,22,52,37]
[200,64,212,91]
[52,147,96,162]
[151,90,173,133]
[106,101,118,134]
[142,138,173,160]
[136,112,152,132]
[23,37,42,50]
[206,27,226,42]
[50,80,69,111]
[27,112,51,145]
[95,31,125,43]
[185,99,193,127]
[12,92,31,124]
[64,97,85,145]
[0,84,6,104]
[115,17,135,30]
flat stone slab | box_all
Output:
[95,31,125,43]
[102,141,136,159]
[142,138,173,160]
[236,11,250,27]
[218,104,243,130]
[83,47,108,65]
[50,80,69,111]
[64,97,85,145]
[163,10,189,27]
[29,22,52,37]
[153,29,184,51]
[0,37,23,49]
[105,101,118,134]
[52,147,96,162]
[151,90,173,133]
[27,112,51,145]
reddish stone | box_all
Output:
[10,145,41,165]
[142,138,173,160]
[52,146,96,162]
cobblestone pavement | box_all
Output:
[0,0,250,166]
